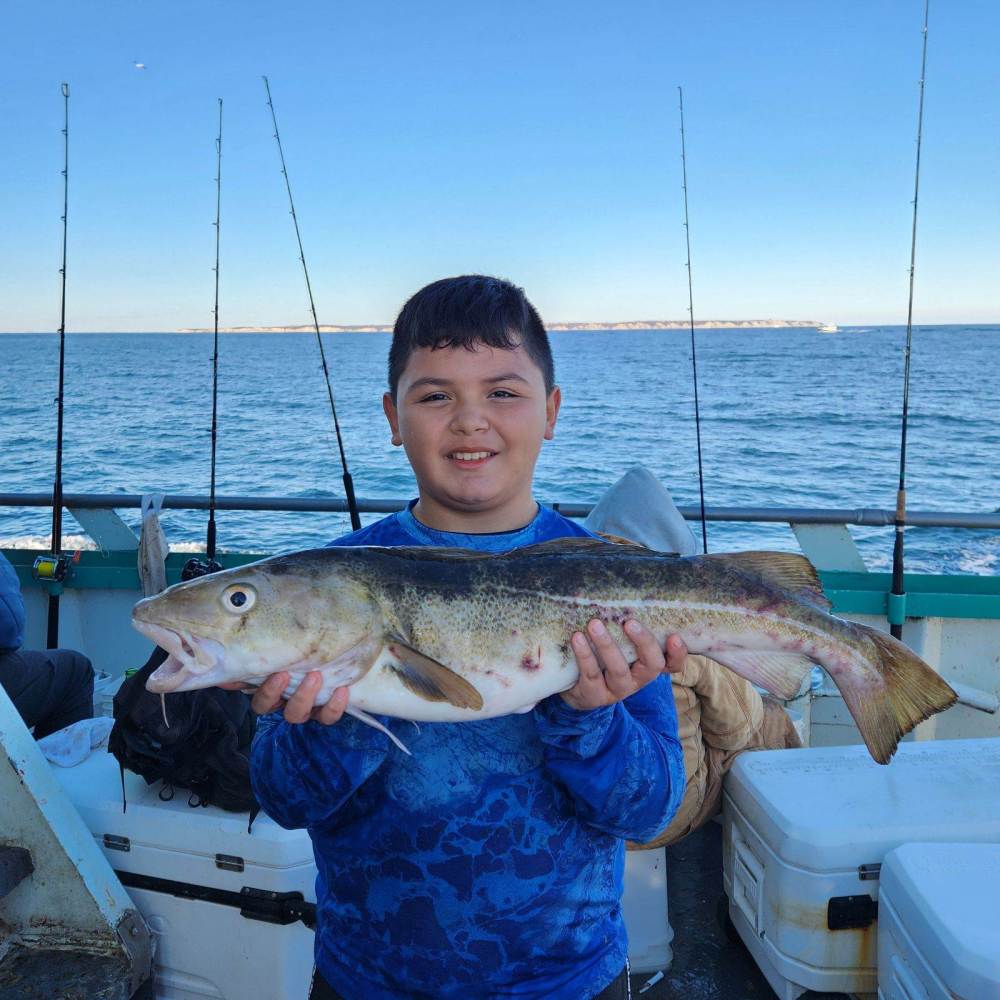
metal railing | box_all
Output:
[2,491,999,529]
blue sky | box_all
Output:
[2,0,998,331]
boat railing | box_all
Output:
[3,490,999,526]
[3,490,999,577]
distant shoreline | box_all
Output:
[174,319,823,334]
[4,320,997,334]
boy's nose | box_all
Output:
[449,404,490,434]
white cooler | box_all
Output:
[53,750,317,1000]
[722,738,1000,1000]
[878,843,1000,1000]
[52,749,671,994]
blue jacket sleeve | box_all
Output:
[250,712,391,831]
[533,676,684,842]
[0,554,26,652]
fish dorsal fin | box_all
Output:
[507,536,652,557]
[705,551,831,610]
[385,637,484,710]
[364,537,652,563]
[369,545,496,562]
[592,531,655,549]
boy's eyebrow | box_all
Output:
[406,372,530,392]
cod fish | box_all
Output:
[131,538,957,764]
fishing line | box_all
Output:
[890,0,930,641]
[262,76,361,531]
[678,86,709,554]
[42,82,71,649]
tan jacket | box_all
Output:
[631,655,799,850]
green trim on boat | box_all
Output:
[3,548,264,592]
[4,549,1000,621]
[818,569,1000,620]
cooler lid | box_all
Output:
[882,843,1000,997]
[51,747,315,869]
[724,739,1000,870]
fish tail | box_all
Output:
[843,624,957,764]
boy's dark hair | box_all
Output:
[388,275,555,399]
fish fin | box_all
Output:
[592,531,655,550]
[509,537,629,556]
[834,625,957,764]
[385,637,484,710]
[704,551,831,610]
[368,537,652,562]
[344,705,411,755]
[705,649,813,700]
[377,545,497,562]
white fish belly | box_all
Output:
[346,642,578,722]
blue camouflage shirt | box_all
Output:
[251,502,684,1000]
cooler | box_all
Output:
[52,749,317,1000]
[721,738,1000,1000]
[878,842,1000,1000]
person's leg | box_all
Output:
[0,647,94,738]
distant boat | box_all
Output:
[818,323,839,333]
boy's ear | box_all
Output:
[544,386,561,441]
[383,392,403,446]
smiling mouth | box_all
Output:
[448,450,497,464]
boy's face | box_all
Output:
[383,341,560,530]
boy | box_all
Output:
[249,276,686,1000]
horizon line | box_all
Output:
[3,318,999,334]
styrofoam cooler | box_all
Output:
[53,750,317,1000]
[878,843,1000,1000]
[721,738,1000,1000]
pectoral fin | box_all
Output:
[385,637,484,711]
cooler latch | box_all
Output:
[239,887,317,928]
[827,894,877,930]
[858,862,881,881]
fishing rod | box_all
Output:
[38,82,71,648]
[207,98,223,564]
[890,0,930,641]
[678,86,709,554]
[181,100,227,582]
[262,75,361,531]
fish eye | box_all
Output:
[221,584,256,614]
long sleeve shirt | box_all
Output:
[251,501,684,1000]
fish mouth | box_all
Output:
[132,619,227,693]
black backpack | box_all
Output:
[108,645,260,824]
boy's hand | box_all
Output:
[220,671,349,725]
[561,620,686,711]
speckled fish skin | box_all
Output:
[132,539,956,763]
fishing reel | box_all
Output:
[32,551,79,582]
[181,557,224,581]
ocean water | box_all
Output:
[1,326,997,574]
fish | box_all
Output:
[130,538,957,763]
